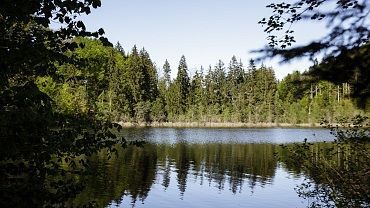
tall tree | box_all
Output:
[244,59,257,122]
[227,56,244,87]
[213,60,227,115]
[175,55,190,113]
[188,68,205,120]
[115,41,126,57]
[126,45,143,104]
[139,47,158,102]
[163,59,172,88]
[227,56,245,121]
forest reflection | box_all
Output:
[71,142,283,207]
[69,139,370,207]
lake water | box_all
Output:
[72,128,336,207]
[121,127,335,144]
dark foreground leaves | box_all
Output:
[0,82,126,207]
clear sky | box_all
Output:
[79,0,328,80]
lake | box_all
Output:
[70,128,337,207]
[120,127,334,144]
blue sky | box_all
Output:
[80,0,328,80]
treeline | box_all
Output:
[37,37,367,124]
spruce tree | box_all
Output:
[115,41,125,57]
[188,69,205,120]
[227,56,245,121]
[175,55,190,113]
[126,45,142,103]
[227,56,244,86]
[140,48,158,102]
[163,59,171,88]
[213,60,227,115]
[245,59,257,122]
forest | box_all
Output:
[36,37,368,125]
[1,0,369,207]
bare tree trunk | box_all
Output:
[337,85,340,103]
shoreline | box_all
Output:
[117,121,323,128]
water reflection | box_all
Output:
[1,125,366,207]
[120,127,335,144]
[71,142,303,207]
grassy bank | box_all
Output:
[117,122,322,128]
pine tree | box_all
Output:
[227,56,245,121]
[188,68,205,120]
[175,55,190,114]
[227,56,244,86]
[115,41,126,57]
[251,65,277,122]
[213,60,227,116]
[204,65,215,119]
[244,59,257,122]
[139,48,158,102]
[163,59,171,88]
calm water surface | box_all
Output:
[121,127,334,143]
[72,128,335,207]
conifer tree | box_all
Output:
[126,45,143,104]
[175,55,190,113]
[244,59,257,122]
[139,48,158,102]
[188,68,205,120]
[213,60,227,115]
[227,56,245,121]
[227,56,244,87]
[163,60,171,88]
[115,41,125,57]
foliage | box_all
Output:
[258,0,370,104]
[46,40,366,124]
[259,0,369,50]
[279,116,370,207]
[0,82,126,207]
[0,0,110,88]
[0,0,126,207]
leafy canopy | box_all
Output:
[257,0,370,105]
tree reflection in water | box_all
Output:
[2,112,368,208]
[72,142,279,207]
[280,140,370,207]
[71,140,370,208]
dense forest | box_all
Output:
[37,37,368,125]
